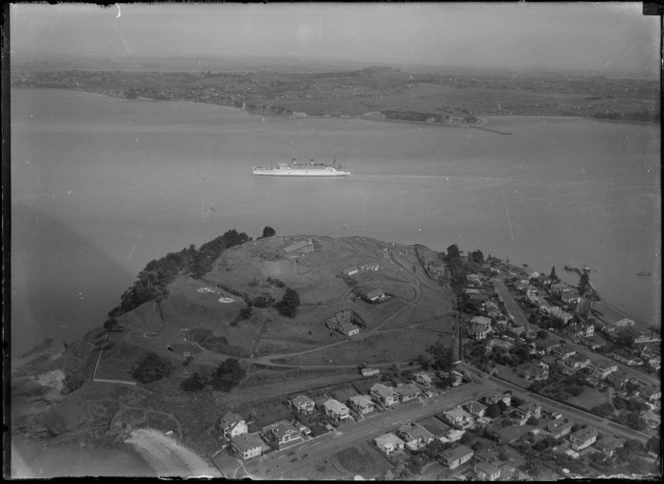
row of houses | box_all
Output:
[343,262,380,277]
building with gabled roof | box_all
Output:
[291,395,315,415]
[397,423,435,451]
[465,401,487,418]
[474,461,501,481]
[595,436,624,457]
[264,421,304,449]
[569,427,598,451]
[349,395,375,415]
[440,444,474,469]
[396,383,421,402]
[322,398,350,421]
[219,412,248,439]
[370,383,399,407]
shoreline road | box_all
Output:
[492,278,535,332]
[245,382,485,478]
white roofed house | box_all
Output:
[397,423,435,451]
[374,433,405,456]
[465,401,487,419]
[322,398,350,421]
[219,412,248,439]
[413,372,433,387]
[370,383,399,407]
[291,395,316,415]
[349,395,375,415]
[475,461,501,481]
[569,427,598,451]
[440,444,474,469]
[485,391,511,407]
[443,407,474,429]
[264,421,304,449]
[468,316,492,340]
[546,418,573,439]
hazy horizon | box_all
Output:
[10,3,660,75]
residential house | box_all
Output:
[560,289,582,306]
[564,322,594,339]
[590,361,617,380]
[322,399,350,421]
[541,354,558,369]
[551,344,576,360]
[219,412,248,439]
[522,402,542,419]
[582,335,606,351]
[550,282,569,294]
[528,271,541,280]
[474,462,501,481]
[546,419,573,439]
[396,383,421,403]
[595,436,625,457]
[465,288,481,295]
[344,267,359,277]
[291,395,315,415]
[370,383,399,407]
[325,310,360,337]
[440,444,474,469]
[443,407,474,429]
[546,306,573,324]
[611,352,642,366]
[513,402,541,426]
[515,362,549,381]
[606,370,630,389]
[468,316,493,340]
[641,386,661,402]
[647,356,661,370]
[397,423,435,451]
[413,372,433,387]
[614,318,635,328]
[485,392,511,407]
[374,433,405,456]
[356,286,385,303]
[467,273,483,284]
[440,428,465,444]
[641,410,661,428]
[487,338,514,352]
[470,293,490,303]
[562,353,591,371]
[569,427,598,451]
[465,401,487,418]
[538,339,562,354]
[230,433,264,460]
[525,284,538,297]
[439,370,464,387]
[360,262,380,272]
[349,395,375,415]
[264,421,304,449]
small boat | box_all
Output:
[636,270,652,276]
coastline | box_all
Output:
[124,428,221,477]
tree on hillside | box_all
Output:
[426,342,454,371]
[578,272,590,294]
[103,317,120,332]
[261,226,276,238]
[276,287,301,318]
[446,244,461,260]
[550,266,558,281]
[132,352,175,384]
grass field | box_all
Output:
[565,387,610,410]
[417,416,452,437]
[273,328,448,366]
[333,442,394,478]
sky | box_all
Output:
[10,2,661,74]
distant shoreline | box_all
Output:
[14,87,659,128]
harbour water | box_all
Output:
[11,88,661,359]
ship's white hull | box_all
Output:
[253,168,350,177]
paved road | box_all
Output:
[244,382,486,479]
[492,279,535,332]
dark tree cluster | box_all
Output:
[132,352,175,384]
[109,230,250,318]
[275,287,301,318]
[181,358,246,392]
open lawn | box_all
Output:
[280,457,351,480]
[417,416,452,437]
[245,400,293,430]
[565,387,610,410]
[333,442,394,479]
[273,328,448,366]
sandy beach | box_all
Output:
[125,428,221,477]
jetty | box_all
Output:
[564,264,601,301]
[471,125,513,136]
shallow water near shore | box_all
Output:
[11,436,155,477]
[11,88,661,357]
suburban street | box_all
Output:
[243,382,485,478]
[493,278,659,387]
